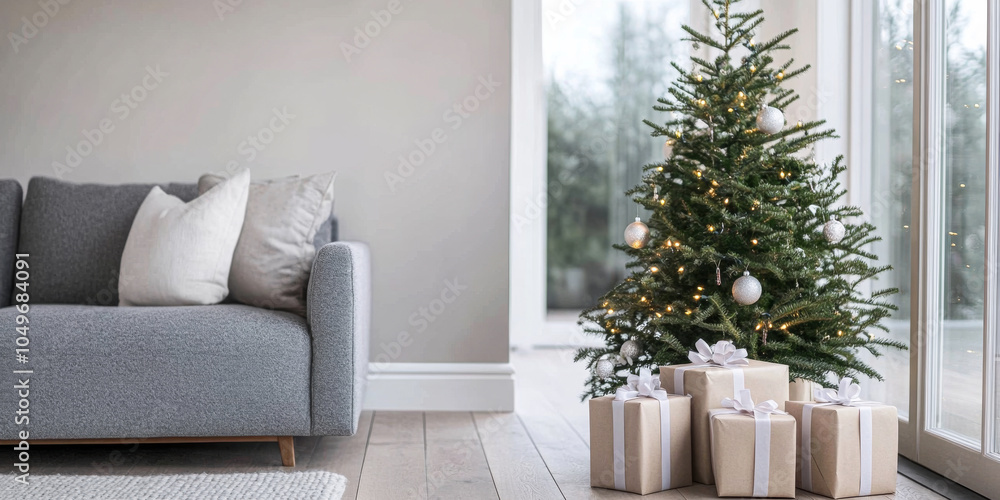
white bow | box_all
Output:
[689,338,750,367]
[814,377,864,406]
[721,389,786,418]
[615,367,669,401]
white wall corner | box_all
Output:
[364,363,516,411]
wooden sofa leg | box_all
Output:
[278,436,295,467]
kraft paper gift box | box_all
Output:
[659,339,789,484]
[786,378,898,498]
[590,368,692,495]
[709,390,797,498]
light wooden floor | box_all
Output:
[22,349,945,499]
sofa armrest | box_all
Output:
[307,241,371,435]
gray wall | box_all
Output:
[0,0,511,363]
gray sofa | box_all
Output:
[0,177,370,466]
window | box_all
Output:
[929,0,989,444]
[865,0,914,419]
[543,0,688,311]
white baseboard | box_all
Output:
[364,362,515,411]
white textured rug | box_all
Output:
[0,471,347,500]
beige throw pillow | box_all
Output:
[119,169,251,306]
[198,171,336,315]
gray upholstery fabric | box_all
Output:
[0,180,22,306]
[18,178,198,305]
[0,304,311,439]
[308,242,370,436]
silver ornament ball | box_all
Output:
[823,217,846,244]
[594,359,615,378]
[624,217,651,249]
[620,340,640,360]
[756,105,785,135]
[732,271,762,305]
[662,139,675,159]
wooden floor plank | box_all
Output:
[356,411,427,499]
[305,410,374,500]
[473,411,564,500]
[424,412,499,500]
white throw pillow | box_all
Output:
[198,171,336,315]
[119,169,251,306]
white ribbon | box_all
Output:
[799,377,877,495]
[611,368,674,491]
[673,339,748,398]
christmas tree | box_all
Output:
[576,0,905,398]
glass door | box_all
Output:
[910,0,999,494]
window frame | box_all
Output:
[905,0,1000,493]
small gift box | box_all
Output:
[709,390,797,498]
[786,378,898,498]
[590,368,693,495]
[659,339,789,484]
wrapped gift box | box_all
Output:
[709,391,797,498]
[789,378,820,402]
[786,378,898,498]
[659,339,789,484]
[590,369,692,495]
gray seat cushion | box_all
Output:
[0,304,311,439]
[18,177,198,305]
[0,180,22,306]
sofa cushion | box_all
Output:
[0,180,22,306]
[120,170,250,306]
[198,171,335,315]
[18,177,198,305]
[0,304,312,439]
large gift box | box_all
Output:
[786,378,898,498]
[590,368,693,495]
[659,339,789,484]
[709,390,797,498]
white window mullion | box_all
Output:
[982,0,999,461]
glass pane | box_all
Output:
[543,0,688,310]
[865,0,913,419]
[932,0,988,444]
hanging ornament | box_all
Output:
[662,139,676,159]
[652,185,659,201]
[823,217,846,244]
[755,105,785,134]
[760,312,772,345]
[732,271,762,305]
[594,358,615,379]
[619,340,640,365]
[715,261,722,286]
[624,217,650,249]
